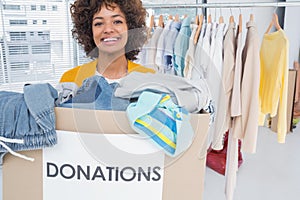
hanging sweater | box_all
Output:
[259,29,289,143]
[212,22,236,150]
[234,20,260,153]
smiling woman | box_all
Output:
[59,0,155,85]
[92,5,128,53]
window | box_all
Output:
[38,32,50,40]
[10,62,29,71]
[32,44,51,54]
[9,32,27,41]
[9,20,27,25]
[52,5,58,11]
[31,5,36,10]
[8,45,29,55]
[0,1,94,92]
[9,62,30,83]
[3,4,20,10]
[40,5,46,11]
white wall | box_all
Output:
[285,0,300,68]
[206,0,300,69]
[207,0,275,47]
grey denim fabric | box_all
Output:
[0,83,58,164]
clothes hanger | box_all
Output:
[265,13,281,34]
[208,14,212,23]
[250,13,254,22]
[229,8,235,23]
[193,14,204,45]
[213,8,217,23]
[219,8,224,23]
[250,6,254,22]
[195,14,199,26]
[158,15,164,28]
[265,3,281,33]
[273,13,281,30]
[238,14,242,33]
[175,14,180,22]
[238,8,242,34]
[147,15,154,39]
[219,16,224,23]
[149,15,154,29]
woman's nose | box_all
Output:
[103,23,114,34]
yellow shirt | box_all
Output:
[259,29,289,143]
[60,59,155,87]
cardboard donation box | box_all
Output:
[2,107,210,200]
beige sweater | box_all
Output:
[233,21,261,153]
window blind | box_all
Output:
[0,0,197,92]
[0,0,91,92]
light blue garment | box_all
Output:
[127,91,194,157]
[59,75,130,111]
[174,16,192,76]
[164,21,181,75]
[0,83,58,164]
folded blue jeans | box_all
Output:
[0,83,58,164]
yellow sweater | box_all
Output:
[60,59,155,87]
[259,29,289,143]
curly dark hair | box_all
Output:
[70,0,147,60]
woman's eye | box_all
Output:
[94,22,103,26]
[114,20,123,24]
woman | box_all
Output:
[60,0,154,87]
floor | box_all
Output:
[203,125,300,200]
[1,125,300,200]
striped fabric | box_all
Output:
[127,91,193,157]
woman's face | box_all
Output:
[92,4,128,55]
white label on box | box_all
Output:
[43,130,164,200]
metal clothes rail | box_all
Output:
[143,1,300,9]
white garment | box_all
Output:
[209,22,218,60]
[221,22,237,145]
[191,22,207,80]
[184,24,198,79]
[231,31,243,117]
[95,71,121,84]
[201,22,212,78]
[114,71,212,113]
[55,82,79,104]
[198,21,206,50]
[225,127,239,200]
[213,23,226,75]
[155,20,173,73]
[209,22,228,150]
[226,26,244,200]
[137,27,163,71]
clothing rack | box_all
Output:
[143,1,300,9]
